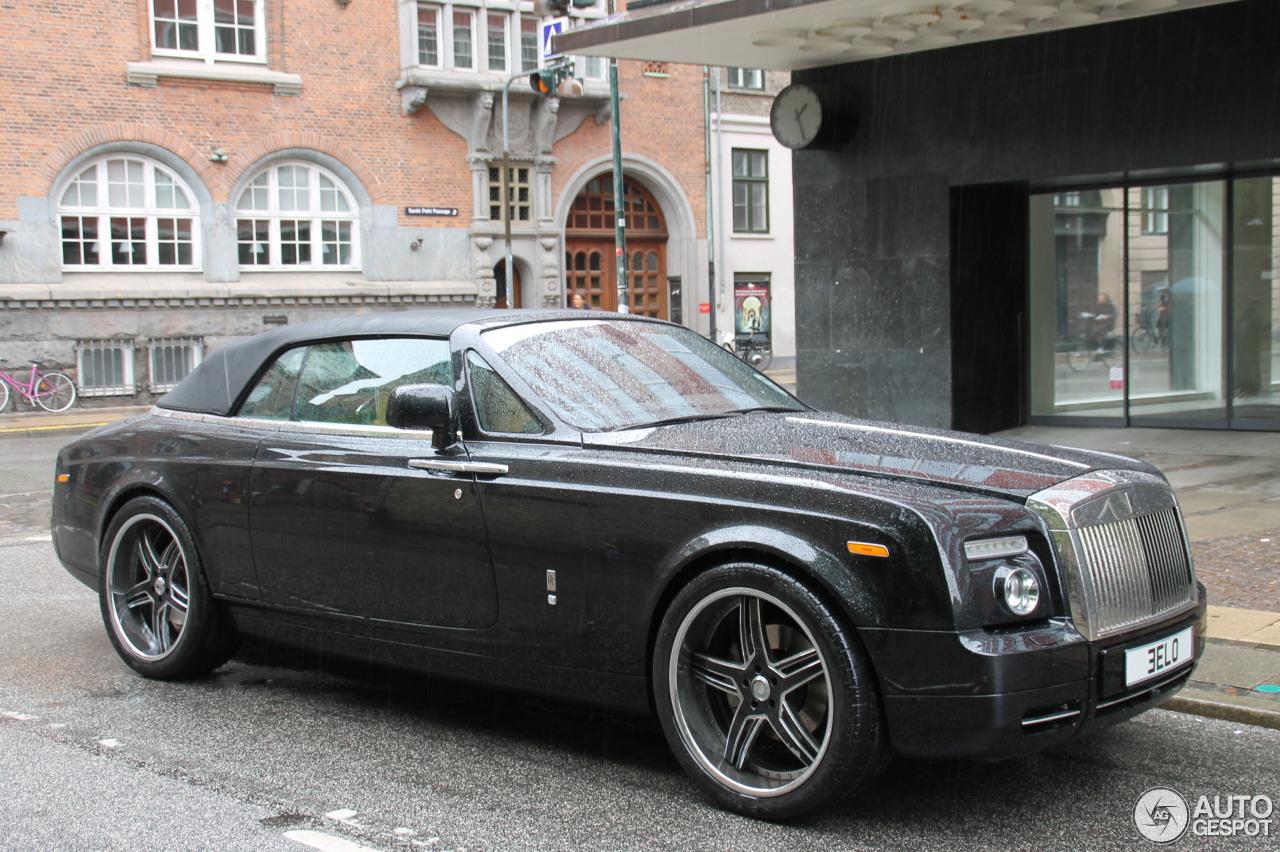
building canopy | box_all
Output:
[554,0,1242,71]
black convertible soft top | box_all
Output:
[158,308,648,416]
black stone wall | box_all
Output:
[791,0,1280,431]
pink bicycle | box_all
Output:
[0,357,77,413]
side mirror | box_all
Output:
[386,384,455,449]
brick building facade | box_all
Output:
[0,0,712,405]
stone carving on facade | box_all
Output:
[473,236,496,308]
[539,236,562,308]
[532,98,560,155]
[398,83,428,115]
[470,92,495,153]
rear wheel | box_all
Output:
[742,342,773,372]
[0,379,9,412]
[654,562,884,819]
[99,496,237,679]
[33,372,75,412]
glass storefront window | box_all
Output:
[1031,180,1233,428]
[1232,177,1280,430]
[1029,189,1126,422]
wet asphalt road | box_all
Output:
[3,435,1280,849]
[2,535,1279,851]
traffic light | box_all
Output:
[530,66,565,96]
[530,62,578,97]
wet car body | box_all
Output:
[53,309,1207,818]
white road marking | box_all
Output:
[97,738,121,748]
[2,711,38,721]
[284,829,383,852]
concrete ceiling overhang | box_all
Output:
[553,0,1244,71]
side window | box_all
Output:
[239,346,305,419]
[467,351,541,435]
[239,338,451,424]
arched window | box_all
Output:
[59,156,200,270]
[236,162,359,269]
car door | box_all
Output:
[245,337,500,630]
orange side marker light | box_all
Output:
[847,541,890,558]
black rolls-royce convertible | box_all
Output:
[53,310,1206,819]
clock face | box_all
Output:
[770,84,823,150]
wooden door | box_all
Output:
[565,176,668,318]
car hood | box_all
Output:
[583,411,1152,500]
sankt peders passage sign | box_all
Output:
[406,206,459,217]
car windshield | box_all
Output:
[481,319,806,432]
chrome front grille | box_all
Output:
[1074,506,1196,636]
[1028,470,1198,641]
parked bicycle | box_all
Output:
[716,328,773,372]
[736,333,773,372]
[0,357,77,412]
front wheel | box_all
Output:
[99,496,237,679]
[0,379,9,413]
[33,372,75,412]
[654,563,885,819]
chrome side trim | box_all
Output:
[408,459,509,476]
[1096,668,1191,711]
[1021,708,1082,728]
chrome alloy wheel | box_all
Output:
[669,587,833,797]
[105,513,192,661]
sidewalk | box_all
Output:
[3,402,1278,729]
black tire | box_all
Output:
[99,496,237,679]
[654,562,885,819]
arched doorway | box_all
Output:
[565,175,669,318]
[494,259,521,309]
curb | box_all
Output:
[0,420,118,439]
[0,406,150,440]
[1164,689,1280,731]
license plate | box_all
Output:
[1125,626,1195,688]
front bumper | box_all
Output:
[862,583,1208,759]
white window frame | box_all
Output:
[58,156,202,272]
[1143,186,1170,235]
[235,161,361,271]
[149,0,267,65]
[486,11,510,73]
[726,68,764,90]
[412,1,599,76]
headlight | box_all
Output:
[963,535,1028,561]
[994,565,1041,617]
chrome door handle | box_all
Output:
[408,459,509,476]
